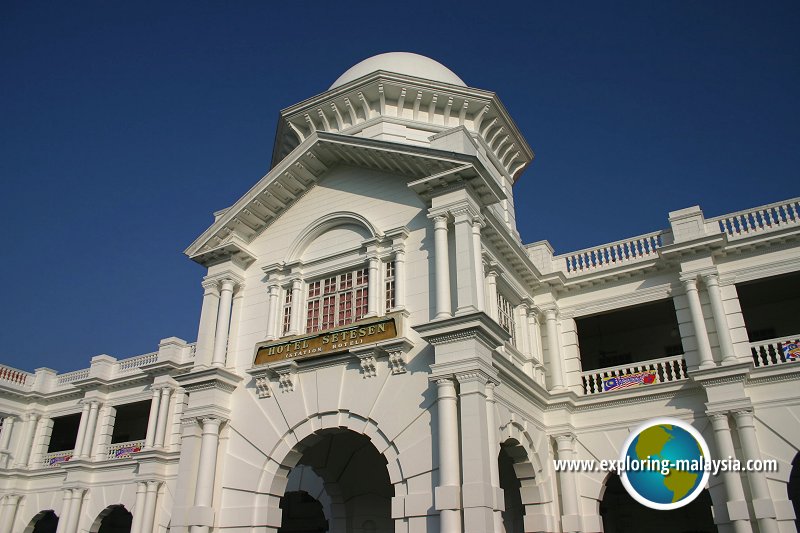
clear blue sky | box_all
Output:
[1,1,798,372]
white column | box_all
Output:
[485,383,503,532]
[55,489,72,533]
[144,388,162,449]
[79,402,100,458]
[704,274,737,364]
[394,249,406,310]
[517,305,531,356]
[528,310,545,382]
[142,480,161,532]
[72,403,90,458]
[29,415,50,467]
[130,482,148,533]
[432,215,452,319]
[265,284,280,340]
[15,412,39,466]
[555,435,579,533]
[169,388,187,451]
[0,494,20,533]
[435,378,462,533]
[65,488,86,533]
[367,256,380,317]
[211,278,236,367]
[453,208,479,315]
[733,410,778,533]
[191,417,223,533]
[472,217,486,313]
[709,412,750,533]
[154,387,173,447]
[544,309,565,390]
[682,277,716,369]
[287,278,303,335]
[0,415,15,468]
[195,280,220,366]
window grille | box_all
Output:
[497,293,517,347]
[385,261,395,311]
[306,268,369,333]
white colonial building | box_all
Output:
[1,52,799,533]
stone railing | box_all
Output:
[581,354,688,395]
[750,336,800,368]
[56,368,90,386]
[0,365,33,387]
[708,197,800,240]
[557,230,669,275]
[106,440,145,460]
[42,450,73,467]
[117,351,159,374]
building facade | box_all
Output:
[1,52,799,533]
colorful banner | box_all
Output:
[48,454,72,466]
[113,445,141,458]
[602,369,657,392]
[782,341,800,361]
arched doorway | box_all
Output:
[600,473,716,533]
[278,429,393,533]
[499,443,524,533]
[92,505,132,533]
[789,453,800,529]
[24,510,58,533]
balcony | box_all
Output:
[581,354,688,395]
[106,440,144,460]
[750,336,800,368]
[42,450,73,468]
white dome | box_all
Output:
[330,52,466,89]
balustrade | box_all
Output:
[750,336,800,368]
[56,368,89,386]
[117,352,158,373]
[581,354,688,395]
[560,231,667,274]
[0,365,32,387]
[42,450,73,467]
[711,197,800,239]
[106,439,145,460]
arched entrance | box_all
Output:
[499,443,524,533]
[91,505,132,533]
[789,453,800,529]
[24,510,58,533]
[278,429,393,533]
[600,474,716,533]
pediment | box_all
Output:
[185,131,505,267]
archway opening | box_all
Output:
[499,443,524,533]
[789,453,800,529]
[95,505,132,533]
[26,510,58,533]
[600,474,716,533]
[279,429,394,533]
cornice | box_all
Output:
[414,311,509,350]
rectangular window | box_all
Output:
[282,289,293,335]
[306,268,369,333]
[497,293,517,347]
[385,261,395,311]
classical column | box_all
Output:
[265,284,280,340]
[732,410,778,533]
[708,412,750,533]
[544,309,565,391]
[0,494,21,532]
[472,217,486,313]
[211,278,236,367]
[517,305,531,355]
[191,418,223,533]
[144,388,162,449]
[555,435,580,533]
[485,269,498,321]
[367,255,380,317]
[393,249,406,309]
[72,403,91,458]
[485,383,503,532]
[287,278,303,335]
[704,274,737,364]
[432,215,452,319]
[195,280,221,366]
[15,412,39,466]
[54,489,73,533]
[79,402,100,458]
[29,415,51,467]
[130,482,148,533]
[435,378,462,533]
[154,387,173,447]
[453,208,480,315]
[682,277,716,369]
[65,488,86,533]
[0,415,16,468]
[142,481,161,532]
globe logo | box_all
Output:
[619,417,711,510]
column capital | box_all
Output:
[731,408,755,426]
[707,410,732,426]
[553,433,576,449]
[703,272,721,286]
[430,213,450,228]
[79,398,102,407]
[199,416,225,432]
[541,306,559,319]
[201,279,221,293]
[267,283,280,295]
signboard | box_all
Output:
[254,315,398,366]
[782,341,800,361]
[602,369,657,392]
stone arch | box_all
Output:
[22,510,59,533]
[788,452,800,530]
[286,212,382,262]
[498,436,554,533]
[88,504,132,533]
[253,410,404,532]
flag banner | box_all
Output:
[602,369,657,392]
[782,341,800,361]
